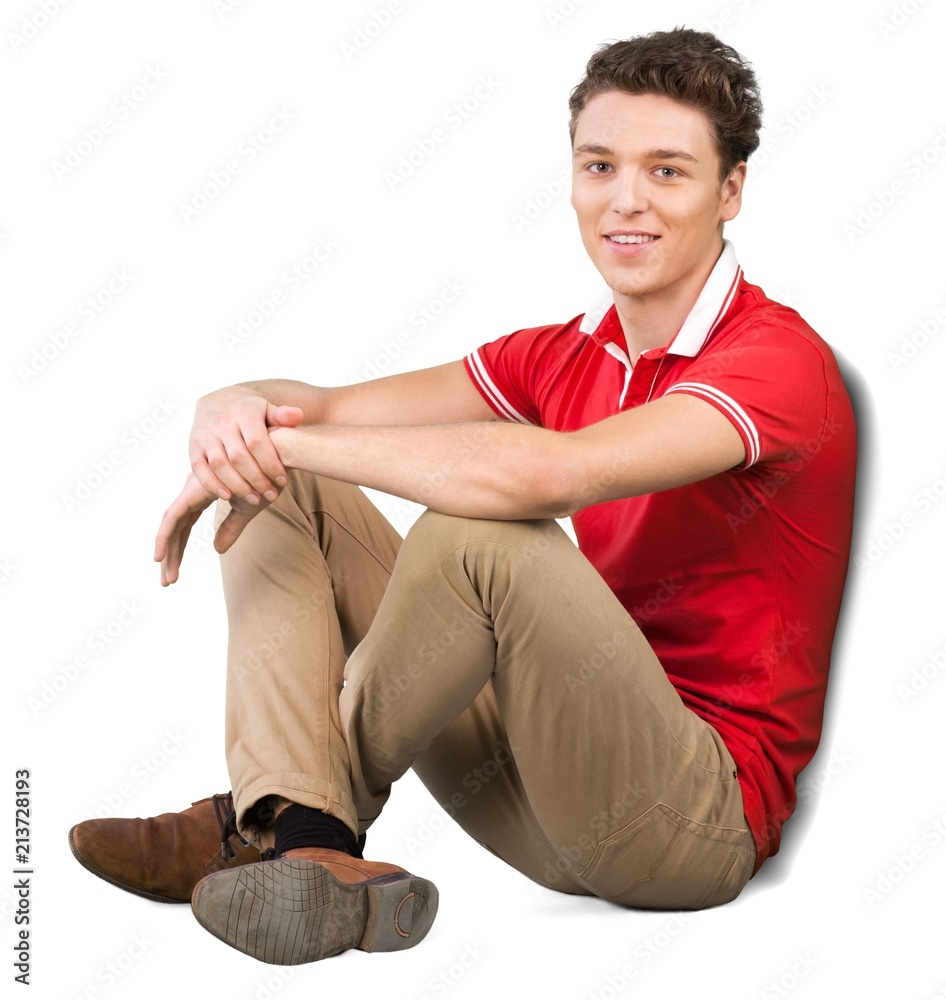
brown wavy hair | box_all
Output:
[568,27,763,180]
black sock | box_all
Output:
[273,805,363,858]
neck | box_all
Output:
[613,243,723,362]
[614,296,691,362]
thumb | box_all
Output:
[265,404,305,428]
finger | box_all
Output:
[191,455,256,503]
[154,505,176,564]
[236,423,289,496]
[154,479,212,584]
[266,404,304,428]
[195,406,288,497]
[202,433,274,502]
[156,511,188,586]
[188,446,234,501]
[213,508,255,554]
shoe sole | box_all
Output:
[191,859,438,965]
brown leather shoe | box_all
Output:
[191,847,438,964]
[68,792,261,903]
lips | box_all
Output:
[606,233,660,244]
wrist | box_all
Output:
[269,425,299,469]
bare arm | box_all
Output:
[269,392,746,520]
[156,361,496,583]
[190,361,495,502]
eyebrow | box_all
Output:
[572,143,700,164]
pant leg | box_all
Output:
[217,470,401,840]
[340,510,757,909]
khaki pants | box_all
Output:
[218,472,756,909]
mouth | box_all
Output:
[605,233,660,245]
[603,232,661,257]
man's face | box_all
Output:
[571,90,745,307]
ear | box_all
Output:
[719,162,746,223]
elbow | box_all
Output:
[538,438,638,517]
[528,450,585,520]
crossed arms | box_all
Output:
[154,359,744,585]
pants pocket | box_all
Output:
[578,801,755,910]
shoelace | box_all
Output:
[211,792,251,861]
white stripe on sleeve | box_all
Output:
[466,349,532,424]
[664,381,761,466]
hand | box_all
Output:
[154,473,274,586]
[189,389,304,504]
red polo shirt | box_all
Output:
[462,241,856,867]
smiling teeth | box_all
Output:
[610,234,658,243]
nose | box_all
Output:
[610,168,648,216]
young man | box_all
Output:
[69,28,856,965]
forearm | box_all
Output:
[273,421,575,520]
[270,393,746,520]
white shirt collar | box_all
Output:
[578,240,743,358]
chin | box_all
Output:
[606,273,663,299]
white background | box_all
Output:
[3,0,945,997]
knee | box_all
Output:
[406,509,563,554]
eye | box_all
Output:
[654,167,680,179]
[586,161,612,174]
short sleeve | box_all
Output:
[663,324,832,469]
[463,321,580,426]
